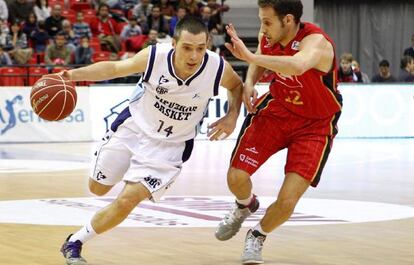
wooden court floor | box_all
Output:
[0,139,413,265]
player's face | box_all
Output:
[259,6,288,46]
[173,30,208,73]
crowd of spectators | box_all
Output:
[338,34,414,83]
[0,0,228,70]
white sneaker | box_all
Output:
[215,196,259,241]
[242,229,265,264]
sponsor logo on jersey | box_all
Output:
[154,95,198,121]
[158,75,169,85]
[291,40,300,50]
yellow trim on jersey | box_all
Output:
[310,136,329,183]
[320,74,342,110]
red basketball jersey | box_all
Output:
[260,22,342,119]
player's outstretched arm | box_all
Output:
[63,47,150,82]
[207,60,243,141]
[244,34,334,76]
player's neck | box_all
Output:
[279,23,300,47]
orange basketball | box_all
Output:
[30,74,77,121]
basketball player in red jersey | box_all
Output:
[215,0,342,263]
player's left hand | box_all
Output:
[207,113,237,141]
[224,24,254,62]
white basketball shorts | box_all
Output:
[91,116,188,202]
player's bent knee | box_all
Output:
[89,178,112,196]
[227,167,251,188]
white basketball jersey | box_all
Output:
[129,43,225,142]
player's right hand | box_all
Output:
[58,70,72,81]
[242,83,258,114]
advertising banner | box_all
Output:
[0,87,91,142]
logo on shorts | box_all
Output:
[239,154,246,161]
[144,175,162,189]
[96,171,107,181]
[245,147,258,154]
[239,154,258,168]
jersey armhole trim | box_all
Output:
[213,57,224,96]
[143,44,157,82]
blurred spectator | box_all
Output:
[118,0,138,14]
[61,19,76,51]
[120,15,142,41]
[142,28,158,48]
[121,15,147,52]
[45,31,71,65]
[371,59,397,83]
[33,0,50,22]
[159,0,175,20]
[0,18,8,45]
[338,53,362,83]
[143,5,169,36]
[398,56,414,82]
[4,20,33,64]
[8,0,34,23]
[23,12,38,37]
[200,6,221,32]
[132,0,153,24]
[75,35,94,64]
[44,4,65,37]
[204,0,229,25]
[73,11,92,44]
[403,34,414,59]
[91,4,121,53]
[0,44,12,65]
[351,60,369,83]
[169,5,186,37]
[31,20,50,52]
[0,0,8,21]
[179,0,201,17]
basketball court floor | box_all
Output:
[0,138,413,265]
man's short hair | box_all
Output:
[258,0,303,24]
[173,16,209,41]
[379,59,390,67]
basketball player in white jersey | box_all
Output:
[59,16,243,265]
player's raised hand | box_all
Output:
[242,83,258,114]
[224,24,254,62]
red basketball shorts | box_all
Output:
[230,93,341,187]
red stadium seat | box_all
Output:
[89,41,101,52]
[70,0,92,11]
[0,67,26,86]
[49,0,65,8]
[27,67,49,86]
[92,51,111,62]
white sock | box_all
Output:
[69,222,97,243]
[253,223,268,236]
[236,194,253,206]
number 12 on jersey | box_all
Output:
[157,120,174,137]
